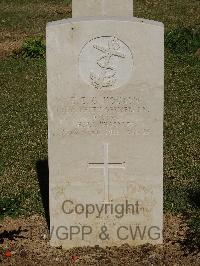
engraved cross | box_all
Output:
[88,143,126,203]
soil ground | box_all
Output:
[0,214,199,265]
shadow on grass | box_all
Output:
[0,227,27,244]
[180,216,200,253]
[165,180,200,252]
[180,187,200,253]
[36,160,50,229]
[188,189,200,209]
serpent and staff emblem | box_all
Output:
[90,37,126,89]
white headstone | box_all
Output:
[73,0,133,17]
[47,0,164,249]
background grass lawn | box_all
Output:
[0,0,200,245]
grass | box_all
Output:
[164,51,200,210]
[0,0,71,217]
[135,0,200,31]
[0,0,200,245]
[165,27,200,54]
[0,0,71,45]
[18,37,46,58]
[0,57,47,217]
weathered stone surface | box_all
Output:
[47,2,164,249]
[73,0,133,17]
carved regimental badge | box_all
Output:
[79,36,134,90]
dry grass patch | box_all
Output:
[0,40,24,58]
[1,2,71,15]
